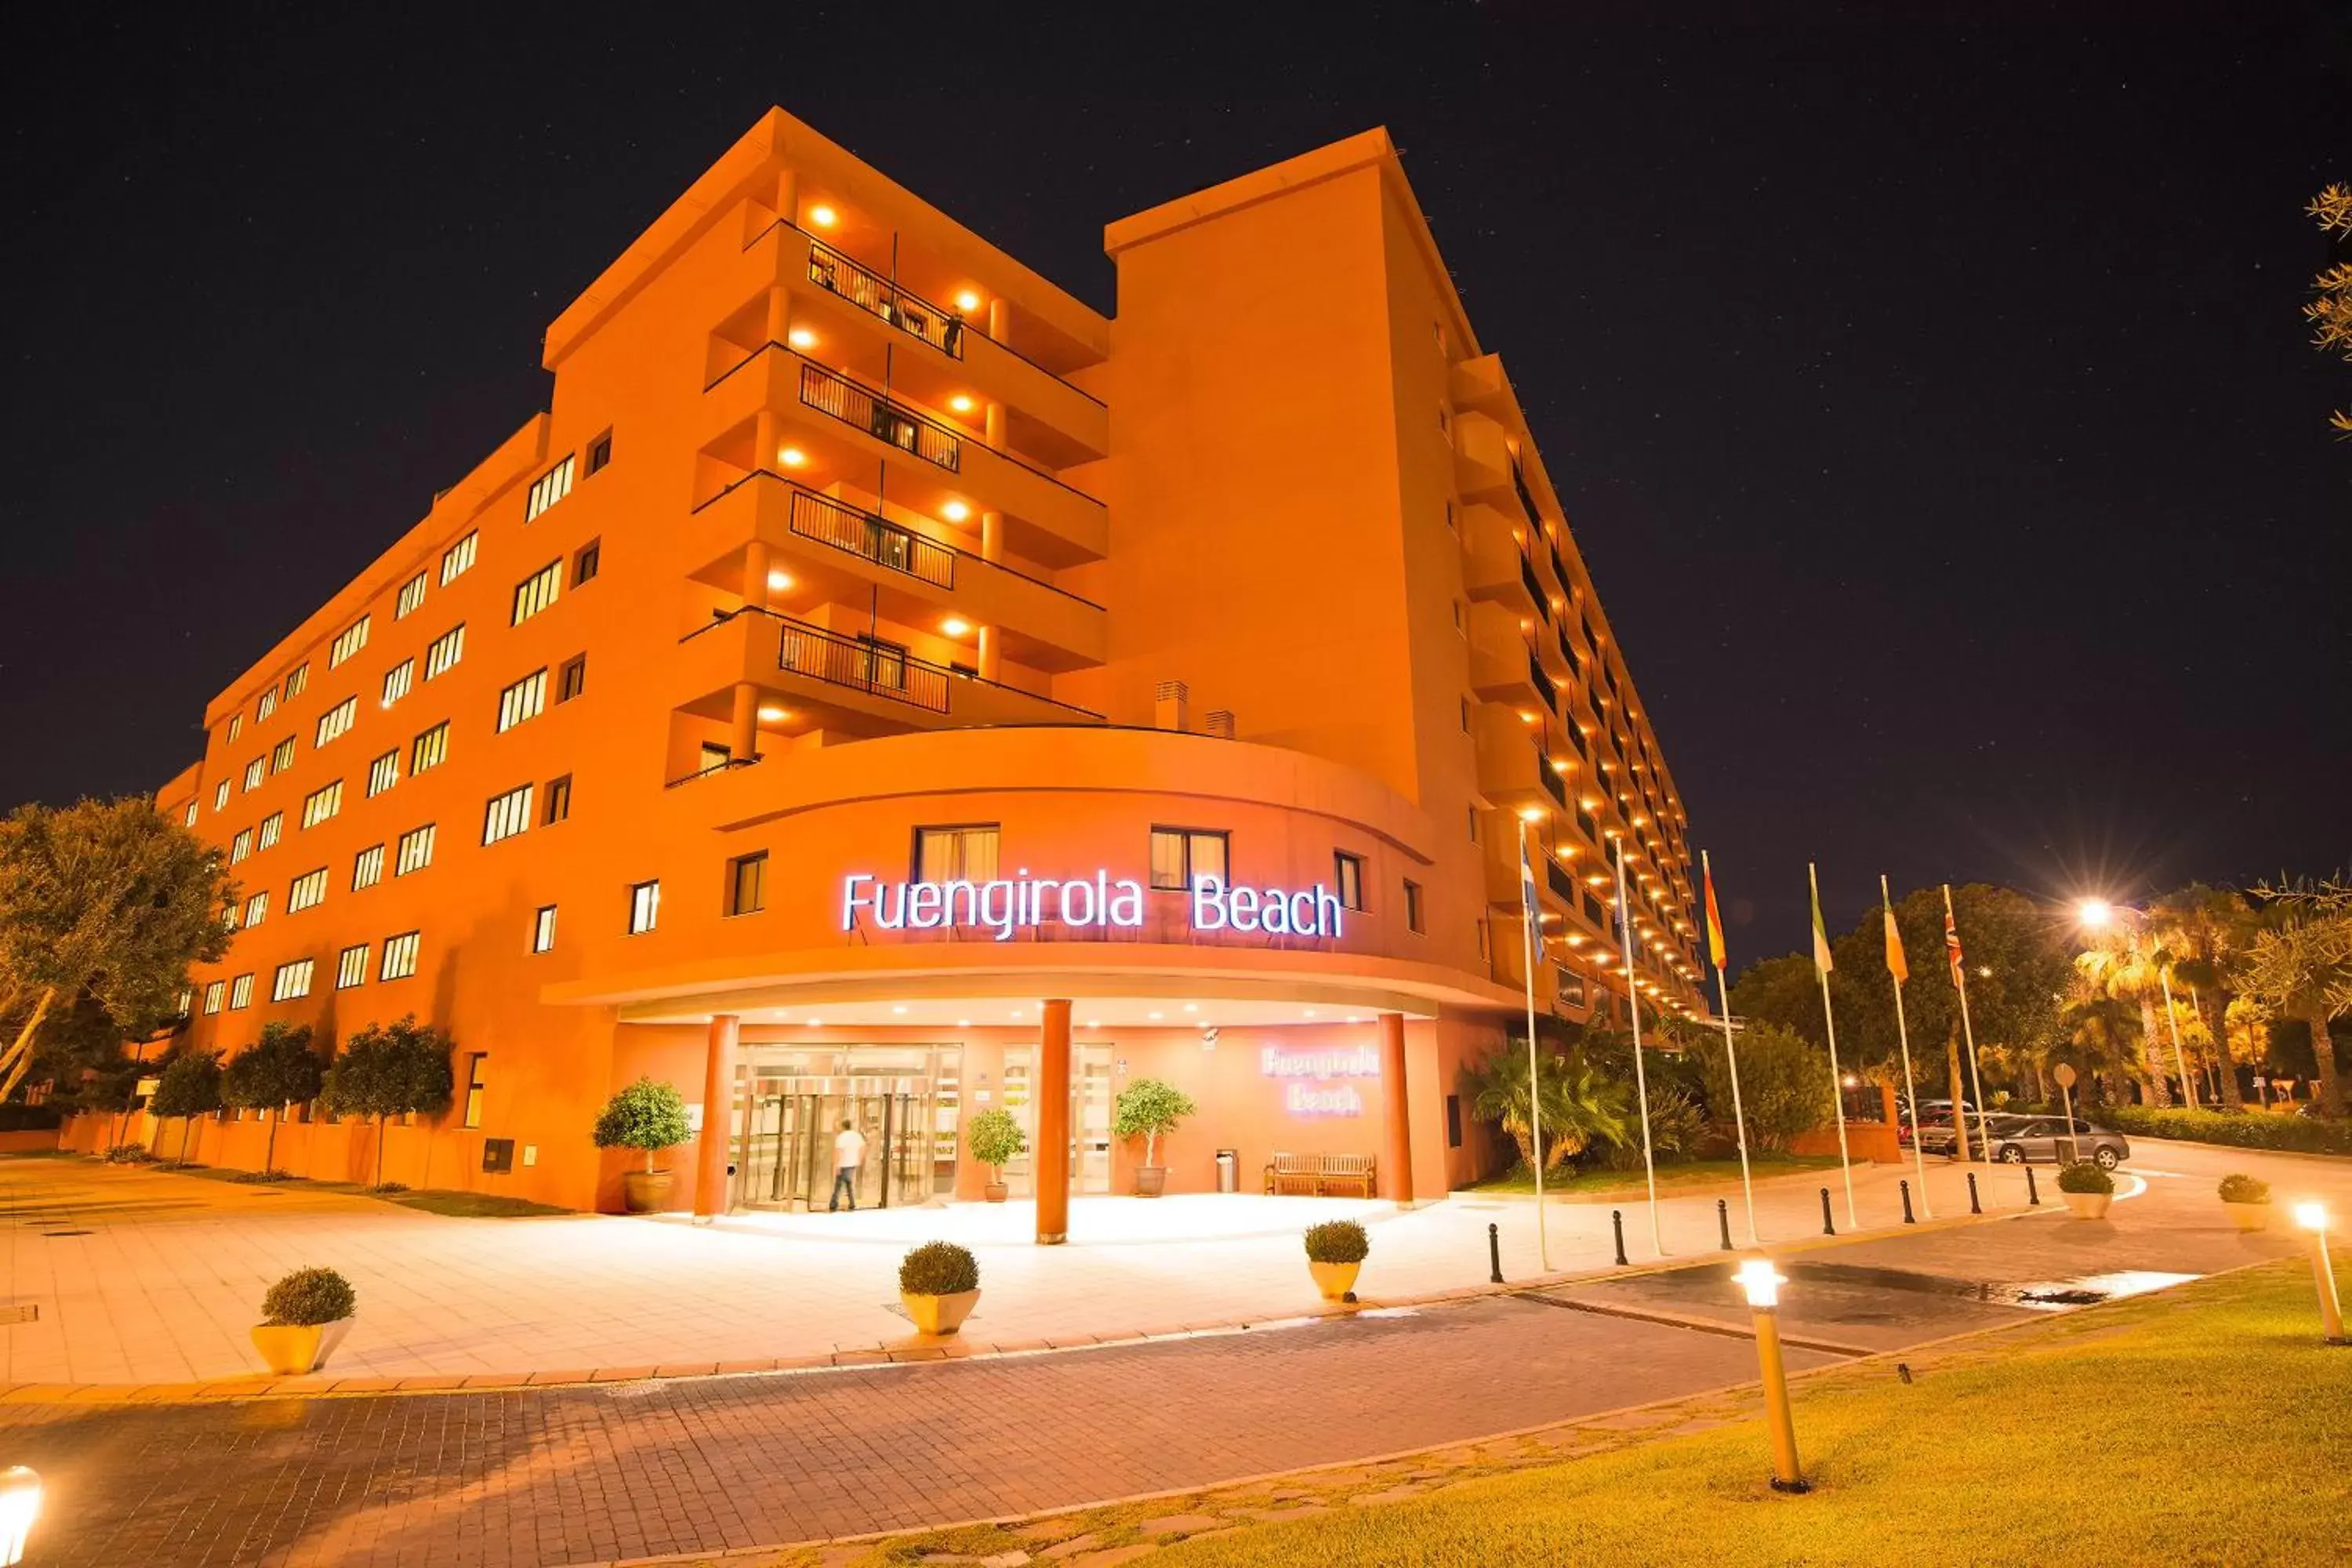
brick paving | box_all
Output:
[0,1295,1835,1566]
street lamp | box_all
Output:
[0,1467,41,1566]
[1735,1257,1809,1494]
[2076,898,2114,931]
[2294,1203,2348,1345]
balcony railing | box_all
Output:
[775,617,949,713]
[1527,652,1558,710]
[1547,859,1577,903]
[1519,552,1548,618]
[1539,757,1568,808]
[808,239,966,360]
[789,488,956,589]
[1557,626,1583,678]
[1509,456,1542,531]
[798,361,962,472]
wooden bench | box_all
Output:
[1263,1151,1377,1198]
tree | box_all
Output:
[1465,1043,1630,1171]
[2245,880,2352,1117]
[0,798,235,1100]
[2151,885,2258,1110]
[2307,183,2352,438]
[220,1022,325,1174]
[591,1077,691,1171]
[1685,1024,1829,1152]
[1111,1078,1196,1167]
[2076,923,2183,1105]
[2056,993,2143,1106]
[147,1048,222,1166]
[1726,955,1825,1045]
[321,1016,454,1187]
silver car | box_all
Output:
[1987,1116,2130,1170]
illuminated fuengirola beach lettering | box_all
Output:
[838,871,1345,943]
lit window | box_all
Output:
[336,943,369,989]
[272,737,296,774]
[556,655,586,703]
[351,844,385,891]
[201,981,225,1014]
[256,688,278,722]
[440,531,477,585]
[524,455,575,521]
[727,851,767,916]
[212,779,230,812]
[482,783,535,845]
[299,780,343,829]
[495,670,548,733]
[287,867,328,913]
[379,931,420,981]
[270,960,314,1002]
[424,625,466,680]
[1334,851,1367,913]
[365,750,398,797]
[627,880,660,935]
[462,1052,489,1129]
[531,905,557,953]
[328,615,371,669]
[258,811,284,851]
[228,974,254,1010]
[1149,827,1229,892]
[282,663,310,701]
[411,721,449,774]
[913,824,998,884]
[571,539,601,588]
[394,824,436,877]
[242,757,265,792]
[314,697,357,748]
[183,800,198,827]
[510,561,562,626]
[381,659,414,707]
[395,571,428,619]
[241,890,270,927]
[541,775,572,825]
[229,828,254,865]
[227,713,245,743]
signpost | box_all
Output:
[2053,1062,2081,1167]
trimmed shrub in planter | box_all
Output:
[592,1077,692,1213]
[898,1241,981,1335]
[2219,1171,2272,1230]
[1113,1079,1196,1196]
[965,1109,1027,1202]
[252,1266,357,1375]
[2056,1160,2114,1219]
[1305,1218,1370,1302]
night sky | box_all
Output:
[4,5,2345,956]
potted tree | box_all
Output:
[898,1240,981,1335]
[321,1016,455,1189]
[966,1108,1026,1203]
[147,1048,222,1167]
[593,1076,692,1213]
[220,1022,325,1179]
[2218,1172,2272,1232]
[249,1265,357,1375]
[1113,1078,1196,1197]
[1304,1219,1370,1302]
[2056,1160,2115,1219]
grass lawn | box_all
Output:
[1465,1155,1842,1197]
[383,1188,573,1218]
[1148,1261,2352,1567]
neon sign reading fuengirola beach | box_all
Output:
[840,872,1345,943]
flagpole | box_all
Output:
[1517,815,1549,1273]
[1882,874,1933,1220]
[1942,884,1993,1160]
[1809,862,1859,1229]
[1702,850,1759,1245]
[2158,967,2196,1109]
[1614,836,1662,1257]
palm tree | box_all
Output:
[1467,1045,1631,1172]
[2058,992,2143,1106]
[2152,885,2257,1110]
[2076,929,2178,1105]
[2245,883,2352,1118]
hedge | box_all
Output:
[2103,1105,2352,1157]
[0,1105,64,1132]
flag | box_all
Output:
[1519,823,1541,935]
[1809,866,1835,975]
[1883,902,1909,983]
[1944,905,1965,987]
[1703,853,1728,973]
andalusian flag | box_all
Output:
[1882,895,1909,983]
[1808,863,1835,975]
[1702,850,1728,974]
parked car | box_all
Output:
[1898,1099,1979,1148]
[1911,1105,2002,1156]
[1986,1116,2130,1170]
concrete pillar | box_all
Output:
[1036,998,1073,1244]
[729,681,759,764]
[1379,1012,1414,1207]
[694,1014,739,1218]
[778,169,800,231]
[985,401,1007,452]
[986,296,1010,342]
[746,539,773,612]
[756,410,781,473]
[765,285,792,349]
[977,510,1005,681]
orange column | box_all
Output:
[1036,998,1073,1243]
[694,1014,739,1218]
[728,681,759,763]
[1379,1012,1414,1206]
[977,510,1005,681]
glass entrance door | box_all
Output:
[731,1073,936,1210]
[1076,1044,1114,1194]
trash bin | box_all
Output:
[1214,1149,1240,1193]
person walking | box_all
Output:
[828,1118,867,1212]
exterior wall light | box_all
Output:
[954,290,982,313]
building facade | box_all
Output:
[140,111,1705,1216]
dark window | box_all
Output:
[1149,827,1229,891]
[542,775,572,825]
[586,431,612,474]
[557,655,587,702]
[1334,851,1367,912]
[572,539,601,588]
[727,851,768,916]
[1404,879,1425,935]
[1445,1094,1463,1149]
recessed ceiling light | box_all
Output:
[1085,1019,1101,1028]
[757,706,787,722]
[891,1004,907,1014]
[787,328,816,348]
[1181,1002,1197,1013]
[942,616,971,637]
[955,1018,971,1027]
[805,1018,823,1028]
[942,500,970,522]
[808,204,837,227]
[768,569,794,590]
[1147,1011,1163,1021]
[1303,1009,1319,1018]
[949,394,975,413]
[779,448,808,468]
[954,290,982,312]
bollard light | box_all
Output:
[0,1466,41,1566]
[1734,1256,1808,1493]
[2294,1203,2348,1345]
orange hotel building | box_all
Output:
[134,109,1708,1222]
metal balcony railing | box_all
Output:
[807,239,966,359]
[797,361,962,472]
[788,489,956,589]
[1519,552,1548,617]
[1539,759,1568,808]
[1510,456,1542,530]
[776,618,949,713]
[1547,859,1577,903]
[1527,652,1558,710]
[1557,626,1583,678]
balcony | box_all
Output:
[1466,602,1547,711]
[1472,704,1565,817]
[798,361,962,471]
[681,474,1107,670]
[1452,412,1515,504]
[1459,503,1541,620]
[808,238,966,359]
